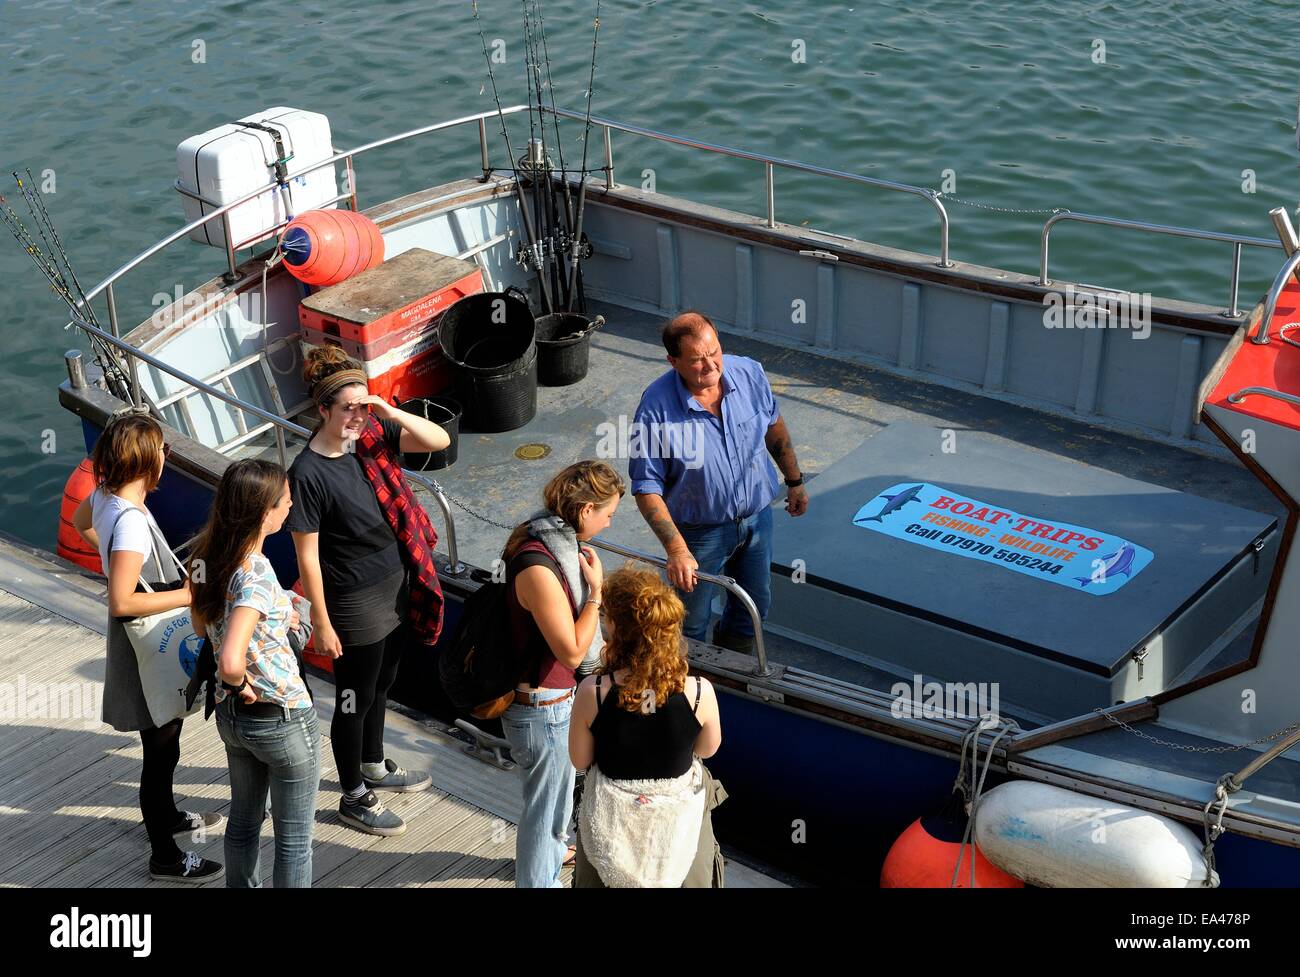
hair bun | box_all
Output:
[302,344,359,387]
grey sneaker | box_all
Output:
[362,758,431,793]
[338,790,407,836]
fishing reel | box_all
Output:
[514,232,592,272]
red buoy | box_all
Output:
[291,578,332,673]
[881,816,1023,888]
[280,209,384,287]
[56,458,103,574]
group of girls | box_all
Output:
[77,344,725,888]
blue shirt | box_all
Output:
[628,354,781,525]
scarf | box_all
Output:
[355,414,444,645]
[526,511,604,673]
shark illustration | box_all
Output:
[856,484,925,523]
[1074,542,1137,588]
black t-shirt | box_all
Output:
[286,419,405,589]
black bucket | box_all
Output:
[397,395,462,471]
[439,286,538,432]
[534,313,605,386]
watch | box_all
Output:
[784,474,804,488]
[221,676,249,695]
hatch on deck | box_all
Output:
[768,421,1278,720]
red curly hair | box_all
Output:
[600,565,689,712]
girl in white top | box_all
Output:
[72,411,223,885]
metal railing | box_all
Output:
[547,106,954,268]
[1248,248,1300,345]
[1037,210,1284,318]
[65,316,466,576]
[589,537,772,677]
[1227,386,1300,409]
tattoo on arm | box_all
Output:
[647,509,684,551]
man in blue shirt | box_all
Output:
[628,311,809,652]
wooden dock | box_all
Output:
[0,535,781,888]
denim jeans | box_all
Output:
[216,700,322,888]
[676,505,773,641]
[500,690,575,888]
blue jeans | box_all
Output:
[500,690,575,888]
[677,506,773,641]
[216,700,322,888]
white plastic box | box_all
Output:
[176,107,339,249]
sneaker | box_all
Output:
[171,811,226,836]
[362,758,431,793]
[338,790,407,836]
[149,851,224,885]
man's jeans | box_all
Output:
[676,506,774,642]
[500,690,575,888]
[216,701,321,888]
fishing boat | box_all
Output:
[34,79,1300,886]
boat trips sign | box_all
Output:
[852,482,1153,596]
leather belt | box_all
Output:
[225,696,294,719]
[513,688,575,707]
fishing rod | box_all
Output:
[565,0,602,309]
[520,0,561,312]
[473,0,554,315]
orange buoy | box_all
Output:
[56,458,103,574]
[291,578,332,674]
[881,814,1024,888]
[279,209,384,286]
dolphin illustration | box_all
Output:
[1074,542,1137,588]
[856,484,925,523]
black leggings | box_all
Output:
[330,626,405,793]
[139,719,184,863]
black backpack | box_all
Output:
[439,542,573,719]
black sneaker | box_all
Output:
[149,851,224,885]
[338,790,407,836]
[171,811,225,837]
[362,758,431,793]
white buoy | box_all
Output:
[974,781,1219,888]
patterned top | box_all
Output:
[209,553,311,710]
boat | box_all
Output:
[45,97,1300,887]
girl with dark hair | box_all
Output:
[499,459,626,887]
[190,459,319,887]
[72,411,223,884]
[287,345,450,836]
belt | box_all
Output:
[225,696,295,719]
[513,688,575,707]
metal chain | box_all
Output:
[418,479,520,533]
[1096,708,1300,754]
[931,191,1068,217]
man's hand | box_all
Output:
[785,484,809,517]
[667,549,699,592]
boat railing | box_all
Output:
[1226,386,1300,409]
[1038,210,1283,318]
[1246,248,1300,345]
[543,106,956,268]
[587,536,773,677]
[63,317,467,577]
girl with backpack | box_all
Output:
[287,346,451,837]
[190,459,319,887]
[499,460,626,887]
[568,565,726,888]
[71,410,224,884]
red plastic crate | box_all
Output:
[298,247,483,350]
[301,331,454,404]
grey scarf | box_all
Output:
[526,511,604,674]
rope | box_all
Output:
[950,715,1020,888]
[1199,774,1232,888]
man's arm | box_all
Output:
[635,493,699,591]
[765,415,808,517]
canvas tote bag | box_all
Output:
[113,506,202,727]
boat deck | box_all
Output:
[0,535,781,888]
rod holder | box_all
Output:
[1269,207,1299,257]
[64,349,86,389]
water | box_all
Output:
[1,0,1296,548]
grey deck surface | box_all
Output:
[0,538,782,888]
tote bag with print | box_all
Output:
[114,508,202,727]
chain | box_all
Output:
[931,191,1068,217]
[415,478,520,533]
[1096,708,1300,754]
